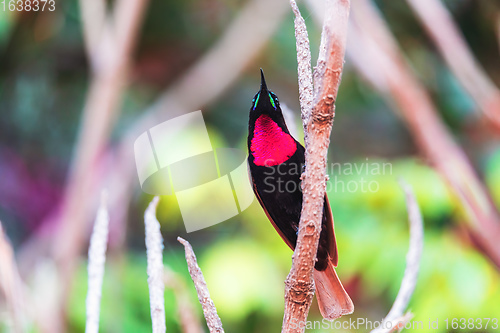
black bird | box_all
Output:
[247,69,353,320]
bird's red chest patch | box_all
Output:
[251,115,297,166]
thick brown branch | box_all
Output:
[282,1,351,332]
[178,237,224,333]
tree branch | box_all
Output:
[371,181,424,333]
[164,267,204,333]
[144,197,166,333]
[282,1,351,332]
[178,237,224,333]
[346,0,500,269]
[290,0,314,142]
[85,191,110,333]
[406,0,500,131]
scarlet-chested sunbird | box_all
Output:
[247,69,353,320]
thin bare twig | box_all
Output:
[0,221,27,333]
[144,197,166,333]
[282,0,351,331]
[371,181,424,333]
[164,267,204,333]
[406,0,500,130]
[178,237,224,333]
[290,0,314,142]
[346,0,500,269]
[85,191,110,333]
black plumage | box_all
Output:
[247,69,337,270]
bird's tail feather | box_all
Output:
[313,260,354,320]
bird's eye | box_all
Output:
[253,92,261,110]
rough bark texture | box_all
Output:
[178,237,224,333]
[164,267,204,333]
[281,1,351,332]
[85,192,110,333]
[290,0,314,144]
[144,197,166,333]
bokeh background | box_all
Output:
[1,0,500,332]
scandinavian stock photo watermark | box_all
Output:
[134,111,255,233]
[261,159,392,194]
[290,317,499,331]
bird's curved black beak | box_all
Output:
[260,68,268,92]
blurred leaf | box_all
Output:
[201,237,284,321]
